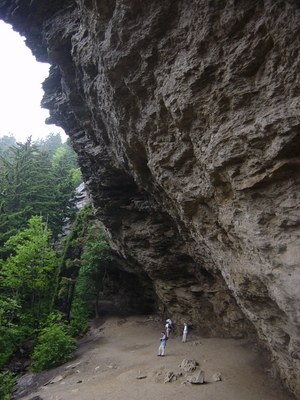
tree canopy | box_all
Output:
[0,133,114,387]
[0,216,59,326]
[0,137,80,248]
[0,133,16,157]
[0,216,60,370]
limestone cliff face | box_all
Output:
[1,0,300,396]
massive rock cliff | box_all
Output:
[1,0,300,396]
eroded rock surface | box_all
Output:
[1,0,300,397]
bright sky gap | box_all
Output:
[0,21,66,143]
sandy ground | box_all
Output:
[16,313,297,400]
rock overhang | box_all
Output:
[1,0,300,397]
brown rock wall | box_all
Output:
[1,0,300,396]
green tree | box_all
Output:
[34,133,63,159]
[0,297,21,367]
[30,313,76,372]
[0,134,16,158]
[0,138,57,245]
[52,143,81,188]
[68,224,113,336]
[79,225,113,318]
[0,216,59,329]
[0,370,17,400]
[58,204,93,321]
[0,137,78,246]
[64,224,112,336]
[49,140,81,234]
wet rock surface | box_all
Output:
[1,0,300,397]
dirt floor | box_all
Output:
[15,312,297,400]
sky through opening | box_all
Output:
[0,21,66,143]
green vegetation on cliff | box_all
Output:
[0,135,114,393]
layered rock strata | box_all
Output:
[1,0,300,397]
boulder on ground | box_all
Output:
[187,370,205,384]
[179,358,198,372]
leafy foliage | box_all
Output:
[0,370,17,400]
[0,216,59,330]
[0,134,115,373]
[80,225,113,314]
[70,225,113,334]
[58,204,93,319]
[0,137,79,246]
[30,313,76,372]
[0,215,81,372]
[34,133,63,159]
[0,134,16,158]
[0,297,21,367]
[53,147,81,188]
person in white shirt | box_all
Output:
[165,318,172,337]
[182,323,188,342]
[158,332,168,356]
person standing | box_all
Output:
[165,318,172,337]
[158,332,168,356]
[182,323,188,342]
[165,321,171,337]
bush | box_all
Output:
[0,298,21,369]
[69,295,93,337]
[30,322,76,372]
[69,315,89,338]
[0,371,17,400]
[0,334,15,369]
